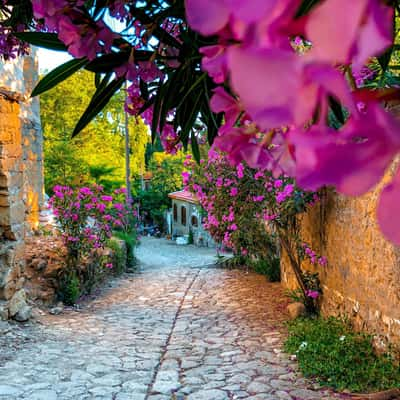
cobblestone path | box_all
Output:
[0,238,346,400]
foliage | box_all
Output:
[137,151,185,228]
[250,258,281,283]
[41,70,149,194]
[49,185,138,301]
[59,271,80,306]
[186,150,323,297]
[107,238,128,275]
[284,317,400,393]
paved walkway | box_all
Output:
[0,238,346,400]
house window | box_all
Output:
[181,206,187,226]
[173,204,178,222]
[191,215,198,227]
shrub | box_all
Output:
[59,272,80,306]
[49,185,139,303]
[284,317,400,393]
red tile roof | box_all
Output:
[168,190,199,204]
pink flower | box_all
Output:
[182,171,190,185]
[229,223,238,231]
[306,0,393,69]
[101,195,113,202]
[318,257,328,266]
[114,203,124,211]
[252,195,264,202]
[230,187,238,197]
[236,163,245,179]
[105,263,113,269]
[200,45,228,84]
[306,290,320,299]
[96,203,106,213]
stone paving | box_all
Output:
[0,238,348,400]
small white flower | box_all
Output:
[339,335,346,342]
[299,341,308,350]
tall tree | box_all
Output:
[40,70,149,193]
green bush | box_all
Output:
[59,272,80,305]
[250,257,280,282]
[107,238,128,274]
[111,232,137,271]
[284,317,400,393]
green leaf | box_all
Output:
[31,58,88,97]
[190,131,200,163]
[72,77,125,137]
[378,46,394,73]
[328,96,345,125]
[85,52,130,73]
[14,32,67,51]
[295,0,321,18]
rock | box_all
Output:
[287,302,306,319]
[187,389,229,400]
[14,305,32,322]
[0,303,9,320]
[49,306,63,315]
[8,289,27,317]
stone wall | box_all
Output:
[0,50,44,320]
[281,164,400,352]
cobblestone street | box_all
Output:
[0,238,346,400]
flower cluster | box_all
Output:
[49,185,135,259]
[186,150,320,258]
[185,0,400,245]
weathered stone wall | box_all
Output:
[0,96,26,302]
[281,163,400,352]
[0,50,44,320]
[21,50,44,231]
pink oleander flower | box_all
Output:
[252,195,265,202]
[229,223,238,231]
[305,0,393,69]
[101,195,113,202]
[182,171,190,185]
[236,163,244,179]
[306,290,320,299]
[318,257,328,266]
[230,187,238,197]
[114,203,124,211]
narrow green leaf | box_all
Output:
[176,73,207,110]
[14,32,67,51]
[85,52,130,73]
[94,73,102,89]
[328,96,345,125]
[295,0,321,18]
[378,46,394,72]
[191,131,200,163]
[31,58,88,97]
[72,77,125,137]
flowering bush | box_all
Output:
[186,150,325,310]
[49,184,138,302]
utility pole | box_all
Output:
[124,84,132,205]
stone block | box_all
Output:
[14,305,32,322]
[8,289,27,317]
[0,301,8,320]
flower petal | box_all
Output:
[185,0,229,36]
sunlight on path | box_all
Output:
[0,239,346,400]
